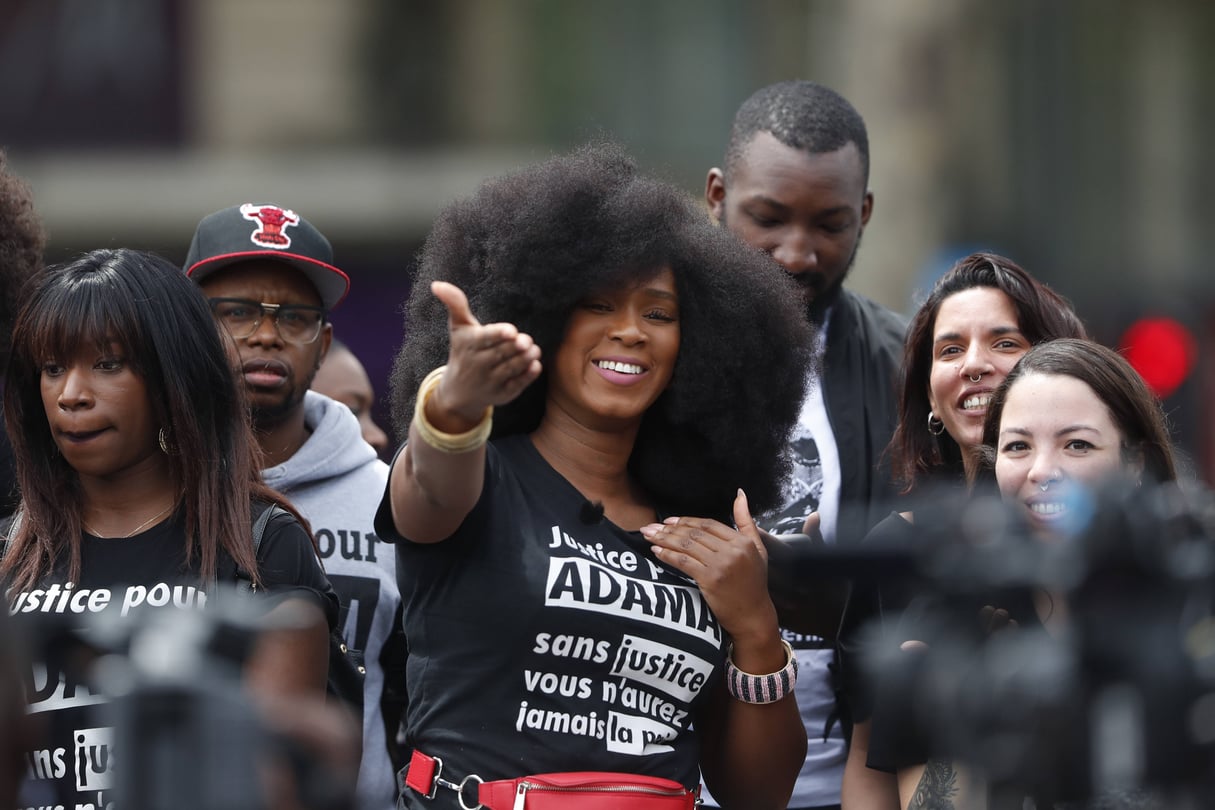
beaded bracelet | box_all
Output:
[413,365,494,454]
[725,639,798,704]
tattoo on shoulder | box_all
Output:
[907,759,960,810]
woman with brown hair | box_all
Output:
[841,252,1089,810]
[2,248,338,808]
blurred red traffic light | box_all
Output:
[1119,317,1197,399]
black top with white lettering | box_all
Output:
[6,508,336,808]
[377,436,726,808]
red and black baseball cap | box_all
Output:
[184,203,351,310]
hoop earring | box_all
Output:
[158,427,177,456]
[927,412,945,436]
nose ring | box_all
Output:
[969,373,983,383]
[1039,482,1051,492]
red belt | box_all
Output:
[400,749,701,809]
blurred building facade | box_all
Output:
[2,0,1211,476]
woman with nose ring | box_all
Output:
[863,333,1181,810]
[837,253,1089,810]
[986,338,1177,542]
[906,256,1088,493]
[882,339,1181,808]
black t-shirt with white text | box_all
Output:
[376,436,727,808]
[5,507,337,809]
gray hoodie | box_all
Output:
[264,390,401,810]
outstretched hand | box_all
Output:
[640,489,778,645]
[429,280,542,425]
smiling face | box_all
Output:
[707,132,871,310]
[199,260,332,430]
[995,371,1142,539]
[926,287,1032,457]
[40,341,166,482]
[545,268,680,430]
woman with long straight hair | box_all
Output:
[842,253,1090,810]
[2,248,338,808]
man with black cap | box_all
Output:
[185,203,404,810]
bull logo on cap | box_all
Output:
[239,203,299,249]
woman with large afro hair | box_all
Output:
[378,142,813,809]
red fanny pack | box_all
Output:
[402,749,700,809]
[481,771,699,810]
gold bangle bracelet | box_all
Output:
[412,365,493,454]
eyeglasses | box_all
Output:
[208,298,327,344]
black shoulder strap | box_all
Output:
[251,503,284,552]
[237,504,287,593]
[246,503,368,716]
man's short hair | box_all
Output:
[724,79,870,185]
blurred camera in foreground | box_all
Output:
[17,587,358,810]
[860,480,1215,806]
